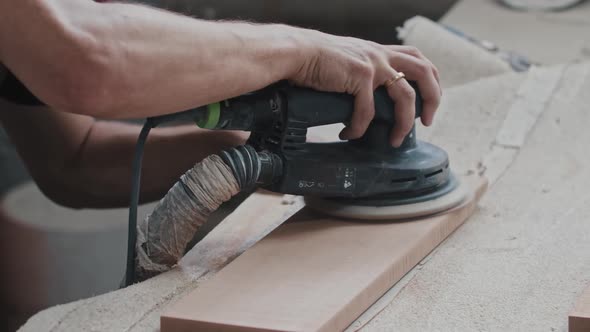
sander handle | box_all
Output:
[191,81,423,132]
[280,82,422,128]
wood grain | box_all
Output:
[570,284,590,332]
[162,176,487,332]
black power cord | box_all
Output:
[123,119,155,287]
[122,108,207,287]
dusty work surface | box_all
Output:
[19,62,590,331]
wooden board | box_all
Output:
[162,176,487,332]
[570,284,590,332]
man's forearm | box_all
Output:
[0,102,246,208]
[0,0,310,118]
[66,121,247,208]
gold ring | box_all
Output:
[384,72,406,87]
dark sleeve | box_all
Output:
[0,64,46,106]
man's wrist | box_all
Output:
[268,24,318,82]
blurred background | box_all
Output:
[1,0,589,331]
[145,0,457,43]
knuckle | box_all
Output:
[405,46,422,57]
[357,104,375,119]
[399,84,416,100]
[432,65,441,78]
[360,65,375,79]
[428,60,439,72]
[366,48,380,62]
[432,91,442,103]
[415,60,431,76]
[388,52,401,63]
[352,61,374,79]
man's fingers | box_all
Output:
[388,45,441,88]
[385,74,416,147]
[339,85,375,140]
[388,52,440,127]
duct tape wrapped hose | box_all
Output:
[134,154,239,280]
[134,146,281,281]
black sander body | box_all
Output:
[187,81,466,219]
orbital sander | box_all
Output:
[125,81,466,285]
[180,81,464,220]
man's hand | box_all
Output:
[291,32,441,147]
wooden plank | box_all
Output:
[161,176,487,332]
[570,284,590,332]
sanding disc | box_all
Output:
[305,179,468,221]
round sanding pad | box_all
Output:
[305,179,468,221]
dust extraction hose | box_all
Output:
[130,139,281,282]
[135,154,239,280]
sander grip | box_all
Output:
[280,82,422,128]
